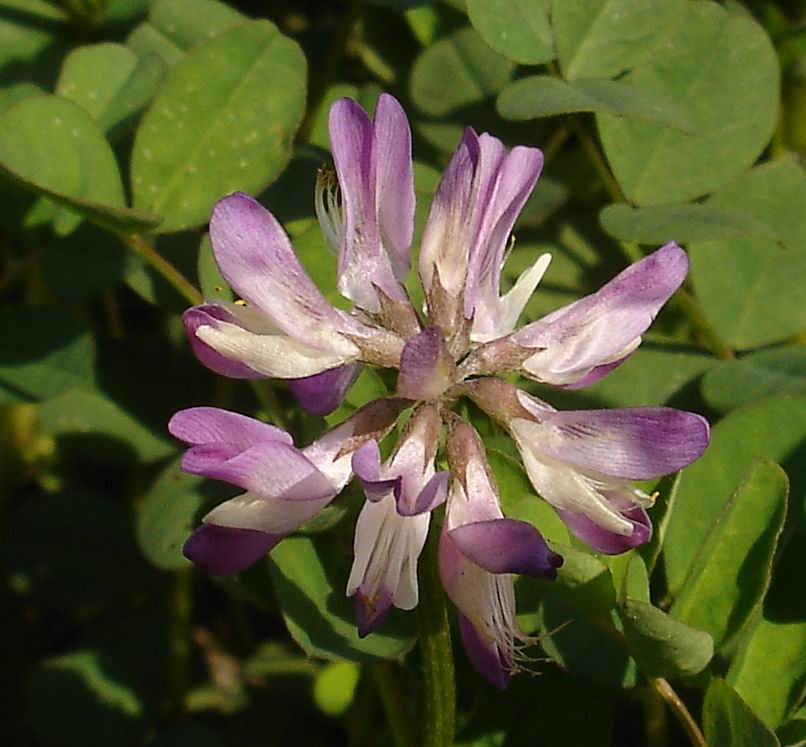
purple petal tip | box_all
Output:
[183,524,280,575]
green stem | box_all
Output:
[650,677,708,747]
[371,662,418,747]
[168,568,193,719]
[122,234,202,306]
[416,531,455,747]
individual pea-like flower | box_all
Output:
[174,92,710,687]
[440,417,562,688]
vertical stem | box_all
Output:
[416,531,455,747]
[650,677,708,747]
[168,568,193,720]
[371,662,418,747]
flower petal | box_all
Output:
[168,406,291,448]
[354,587,394,638]
[184,440,336,500]
[449,518,562,579]
[557,497,652,555]
[288,363,362,417]
[195,318,356,379]
[457,612,510,690]
[352,440,402,502]
[204,491,335,535]
[514,243,688,385]
[329,98,406,310]
[397,471,450,517]
[183,523,281,575]
[515,399,710,480]
[419,128,480,297]
[183,304,266,379]
[373,93,415,280]
[466,143,544,335]
[210,192,357,353]
[397,326,454,400]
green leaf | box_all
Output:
[38,388,174,463]
[0,0,67,72]
[0,82,44,113]
[57,43,165,138]
[664,395,806,596]
[127,0,246,68]
[6,493,155,609]
[728,539,806,730]
[619,599,713,678]
[30,651,148,747]
[552,0,686,80]
[689,161,806,349]
[600,203,782,244]
[0,308,95,403]
[620,554,650,603]
[561,342,715,409]
[669,460,788,648]
[538,589,637,688]
[597,1,779,205]
[313,661,360,716]
[498,76,691,131]
[0,95,159,235]
[269,535,416,661]
[466,0,553,65]
[702,348,806,414]
[730,617,806,733]
[410,26,515,117]
[704,679,781,747]
[137,458,208,570]
[131,20,307,233]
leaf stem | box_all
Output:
[416,531,455,747]
[650,677,708,747]
[248,381,289,430]
[122,233,202,305]
[371,661,418,747]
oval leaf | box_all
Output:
[704,679,781,747]
[131,20,306,232]
[597,1,779,205]
[467,0,554,65]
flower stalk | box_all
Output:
[416,530,455,747]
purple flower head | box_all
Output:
[173,93,710,687]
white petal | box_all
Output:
[196,321,357,379]
[205,491,333,534]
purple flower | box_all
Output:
[440,419,562,688]
[174,92,710,687]
[169,400,405,575]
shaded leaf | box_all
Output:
[498,76,691,131]
[663,396,806,595]
[704,679,781,747]
[620,599,713,678]
[600,202,782,244]
[466,0,553,65]
[553,0,686,80]
[410,26,515,117]
[670,460,788,648]
[598,1,779,205]
[689,161,806,349]
[269,535,416,662]
[0,308,95,403]
[702,347,806,414]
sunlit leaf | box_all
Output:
[467,0,553,65]
[703,679,781,747]
[131,20,306,232]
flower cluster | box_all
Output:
[171,94,709,688]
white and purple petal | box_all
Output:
[513,243,689,385]
[396,326,454,401]
[209,192,360,354]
